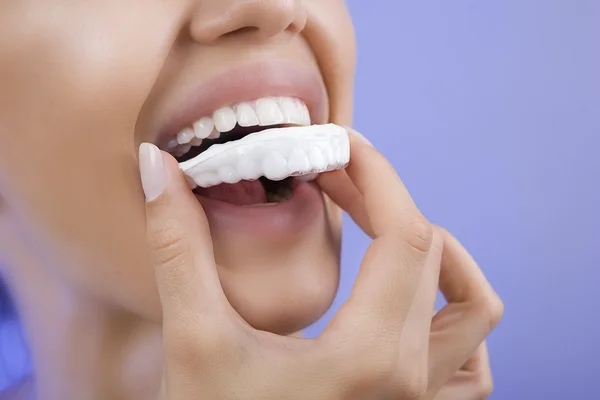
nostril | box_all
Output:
[223,26,260,38]
[189,0,307,45]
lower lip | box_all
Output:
[195,180,325,236]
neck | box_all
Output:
[3,255,163,400]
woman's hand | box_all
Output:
[138,130,503,400]
[432,343,494,400]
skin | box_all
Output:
[0,1,502,399]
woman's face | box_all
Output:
[0,0,355,334]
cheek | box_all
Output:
[0,2,180,315]
[304,0,356,124]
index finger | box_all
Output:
[320,129,438,338]
[342,129,426,241]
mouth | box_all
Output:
[150,61,344,235]
[158,96,317,206]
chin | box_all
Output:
[209,197,342,335]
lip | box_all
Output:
[157,60,328,145]
[195,180,325,236]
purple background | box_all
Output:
[2,1,600,399]
[306,1,600,399]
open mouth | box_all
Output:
[159,96,314,206]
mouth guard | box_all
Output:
[179,123,350,188]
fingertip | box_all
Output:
[345,127,374,148]
[139,143,167,202]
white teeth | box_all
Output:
[193,117,214,139]
[213,107,237,133]
[180,124,350,188]
[235,103,259,127]
[177,128,195,145]
[163,97,312,158]
[255,98,285,126]
[190,137,203,146]
[207,129,221,139]
[294,98,310,125]
[173,144,192,157]
[166,139,179,150]
[278,97,298,124]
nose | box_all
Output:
[189,0,307,44]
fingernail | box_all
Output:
[347,127,374,147]
[139,143,167,202]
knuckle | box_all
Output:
[397,219,435,254]
[477,292,505,330]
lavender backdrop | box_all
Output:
[1,1,599,399]
[306,1,600,399]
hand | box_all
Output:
[138,130,503,399]
[432,343,494,400]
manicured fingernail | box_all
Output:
[347,127,374,147]
[139,143,167,202]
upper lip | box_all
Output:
[156,60,328,145]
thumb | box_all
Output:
[139,143,224,317]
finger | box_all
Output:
[322,129,434,338]
[427,228,503,391]
[317,170,373,237]
[342,128,425,240]
[140,143,226,320]
[431,344,493,400]
[390,230,444,390]
[460,342,491,375]
[398,229,443,349]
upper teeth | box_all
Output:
[167,96,311,156]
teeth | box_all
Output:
[207,129,221,139]
[256,98,285,126]
[213,106,237,133]
[166,139,179,150]
[193,117,214,139]
[235,103,259,127]
[167,96,312,157]
[172,144,192,157]
[180,124,350,188]
[190,137,203,146]
[278,97,295,123]
[177,128,195,145]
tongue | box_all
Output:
[195,180,267,205]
